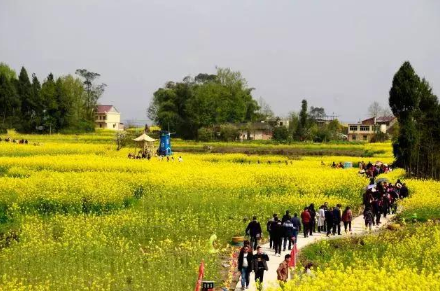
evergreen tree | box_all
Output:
[389,61,421,173]
[17,67,34,132]
[31,73,43,131]
[295,99,308,140]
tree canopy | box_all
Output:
[147,68,260,139]
[0,63,104,133]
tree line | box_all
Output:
[389,61,440,179]
[0,63,105,134]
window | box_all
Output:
[352,135,356,140]
[363,135,368,141]
[349,125,358,131]
[360,126,370,132]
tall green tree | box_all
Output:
[75,69,106,120]
[389,61,421,172]
[30,73,43,131]
[17,67,34,132]
[40,73,57,133]
[295,99,308,140]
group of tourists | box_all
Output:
[359,161,392,178]
[363,178,408,230]
[0,137,29,144]
[239,175,409,290]
[127,152,184,162]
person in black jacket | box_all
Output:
[325,207,334,237]
[281,210,291,223]
[267,214,277,249]
[238,245,253,289]
[332,204,342,235]
[246,216,262,250]
[253,246,269,284]
[271,218,283,256]
[400,183,409,198]
[308,203,316,235]
[290,213,301,245]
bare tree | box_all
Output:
[368,101,382,118]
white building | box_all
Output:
[95,105,123,130]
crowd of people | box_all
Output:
[363,178,408,230]
[0,137,29,144]
[239,176,409,290]
[358,161,392,178]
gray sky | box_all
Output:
[1,0,439,123]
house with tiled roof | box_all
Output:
[347,116,396,142]
[95,105,123,130]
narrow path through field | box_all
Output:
[235,213,394,291]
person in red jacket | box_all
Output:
[300,207,311,238]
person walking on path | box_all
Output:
[308,203,316,235]
[300,207,311,238]
[317,205,326,232]
[372,199,381,225]
[267,214,277,249]
[238,244,254,290]
[276,254,291,284]
[332,204,342,235]
[253,246,269,285]
[271,218,283,256]
[325,207,334,237]
[246,216,262,251]
[342,206,353,233]
[364,207,374,231]
[282,218,295,251]
[290,213,301,245]
[281,210,291,223]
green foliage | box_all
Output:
[219,124,239,142]
[0,63,104,134]
[389,61,440,179]
[197,127,214,142]
[148,68,259,139]
[273,126,289,141]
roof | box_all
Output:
[96,105,119,113]
[133,133,156,142]
[376,116,395,123]
[361,116,396,125]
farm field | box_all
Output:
[1,132,438,290]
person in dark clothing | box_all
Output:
[325,207,334,237]
[267,214,277,249]
[281,210,291,223]
[400,183,409,198]
[282,219,295,251]
[372,199,381,225]
[246,216,262,250]
[308,203,316,235]
[271,218,283,256]
[253,246,269,284]
[290,213,301,244]
[332,204,342,235]
[238,245,253,289]
[300,207,311,238]
[381,195,390,218]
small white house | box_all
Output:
[95,105,123,130]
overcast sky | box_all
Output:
[1,0,439,123]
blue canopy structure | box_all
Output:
[158,131,172,156]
